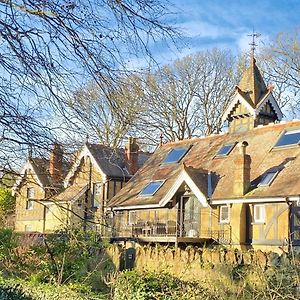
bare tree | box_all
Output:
[67,75,144,148]
[260,30,300,117]
[0,0,177,172]
[137,49,238,143]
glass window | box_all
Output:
[128,211,137,225]
[26,200,34,210]
[258,171,278,186]
[253,204,265,223]
[275,129,300,148]
[140,180,164,196]
[93,183,102,208]
[163,147,190,164]
[216,144,235,157]
[25,225,32,232]
[219,205,230,223]
[27,187,34,199]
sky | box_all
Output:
[152,0,300,64]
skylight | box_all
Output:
[140,180,164,196]
[258,171,278,186]
[216,143,235,157]
[274,129,300,148]
[163,147,190,164]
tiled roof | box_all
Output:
[86,143,151,178]
[53,184,88,202]
[238,57,268,106]
[30,158,69,187]
[109,120,300,208]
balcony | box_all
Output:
[112,208,231,245]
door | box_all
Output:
[290,207,300,246]
[178,196,201,237]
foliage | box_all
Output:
[113,270,218,300]
[0,188,15,218]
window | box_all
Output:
[93,182,102,208]
[274,128,300,148]
[25,225,32,232]
[258,171,278,186]
[216,143,235,157]
[163,147,190,164]
[26,188,34,209]
[128,211,137,225]
[27,187,34,199]
[140,180,164,196]
[219,205,230,223]
[253,205,265,223]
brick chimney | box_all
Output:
[49,143,63,183]
[125,137,139,175]
[233,141,251,196]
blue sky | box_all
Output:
[151,0,300,63]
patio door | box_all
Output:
[178,196,200,237]
[290,206,300,245]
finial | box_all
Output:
[85,133,89,144]
[248,29,261,60]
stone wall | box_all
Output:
[106,244,292,280]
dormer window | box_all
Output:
[274,128,300,148]
[140,180,164,196]
[163,147,190,164]
[258,171,278,187]
[216,143,236,157]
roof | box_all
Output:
[109,120,300,208]
[64,143,151,186]
[51,184,88,203]
[12,157,69,194]
[238,57,268,106]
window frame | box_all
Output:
[219,205,230,224]
[253,204,265,224]
[258,171,278,187]
[274,128,300,149]
[128,211,137,225]
[92,182,102,208]
[215,143,236,157]
[162,146,191,164]
[139,180,165,196]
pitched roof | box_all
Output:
[238,57,268,106]
[64,143,151,186]
[109,120,300,208]
[51,184,88,203]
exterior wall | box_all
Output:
[44,203,69,232]
[228,103,254,133]
[15,174,45,233]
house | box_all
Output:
[13,144,68,233]
[109,56,300,252]
[13,138,150,234]
[56,138,150,234]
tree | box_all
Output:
[67,75,144,148]
[0,0,177,172]
[137,49,238,143]
[260,30,300,117]
[0,188,15,227]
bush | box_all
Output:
[113,270,218,300]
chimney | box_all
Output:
[233,141,251,197]
[49,143,63,183]
[125,137,139,175]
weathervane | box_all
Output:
[248,30,261,58]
